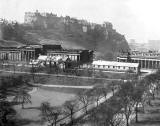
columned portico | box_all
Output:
[117,56,160,69]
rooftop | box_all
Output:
[92,60,139,67]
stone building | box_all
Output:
[43,44,93,63]
[117,51,160,69]
[0,43,93,65]
[0,45,42,62]
[81,60,140,73]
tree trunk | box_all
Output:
[22,103,24,109]
[112,89,114,96]
[126,118,129,126]
[71,111,73,125]
[49,61,52,73]
[152,93,155,100]
[85,106,88,114]
[135,105,138,123]
[51,122,54,126]
[2,112,7,125]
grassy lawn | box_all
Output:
[32,74,106,86]
[14,87,76,126]
[131,91,160,126]
[40,86,88,94]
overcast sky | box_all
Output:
[1,0,160,43]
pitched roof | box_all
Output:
[92,60,139,67]
[38,55,47,61]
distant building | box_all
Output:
[128,39,149,51]
[103,22,113,30]
[24,10,39,24]
[148,40,160,51]
[117,51,160,69]
[82,26,87,32]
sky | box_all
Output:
[0,0,160,43]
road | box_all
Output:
[31,83,94,89]
[50,91,114,126]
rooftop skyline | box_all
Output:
[1,0,160,43]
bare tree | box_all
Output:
[77,90,92,114]
[40,102,61,126]
[63,99,78,125]
[13,88,32,109]
[88,97,123,126]
[90,87,103,107]
[108,80,119,96]
[118,81,135,126]
[132,81,145,123]
[100,97,123,126]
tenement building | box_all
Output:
[117,51,160,69]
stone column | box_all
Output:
[155,60,157,69]
[151,60,153,69]
[1,52,3,59]
[17,52,20,61]
[23,51,25,61]
[16,53,17,61]
[157,61,159,69]
[20,52,22,61]
[14,53,16,61]
[27,51,29,61]
[141,60,143,68]
[12,52,13,61]
[0,53,2,59]
[17,52,19,61]
[13,52,15,61]
[139,60,141,68]
[10,52,12,60]
[148,60,150,69]
[75,55,77,61]
[149,60,151,69]
[144,59,147,69]
[14,52,16,61]
[1,53,2,59]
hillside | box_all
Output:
[0,39,24,48]
[0,13,130,60]
[23,16,129,60]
